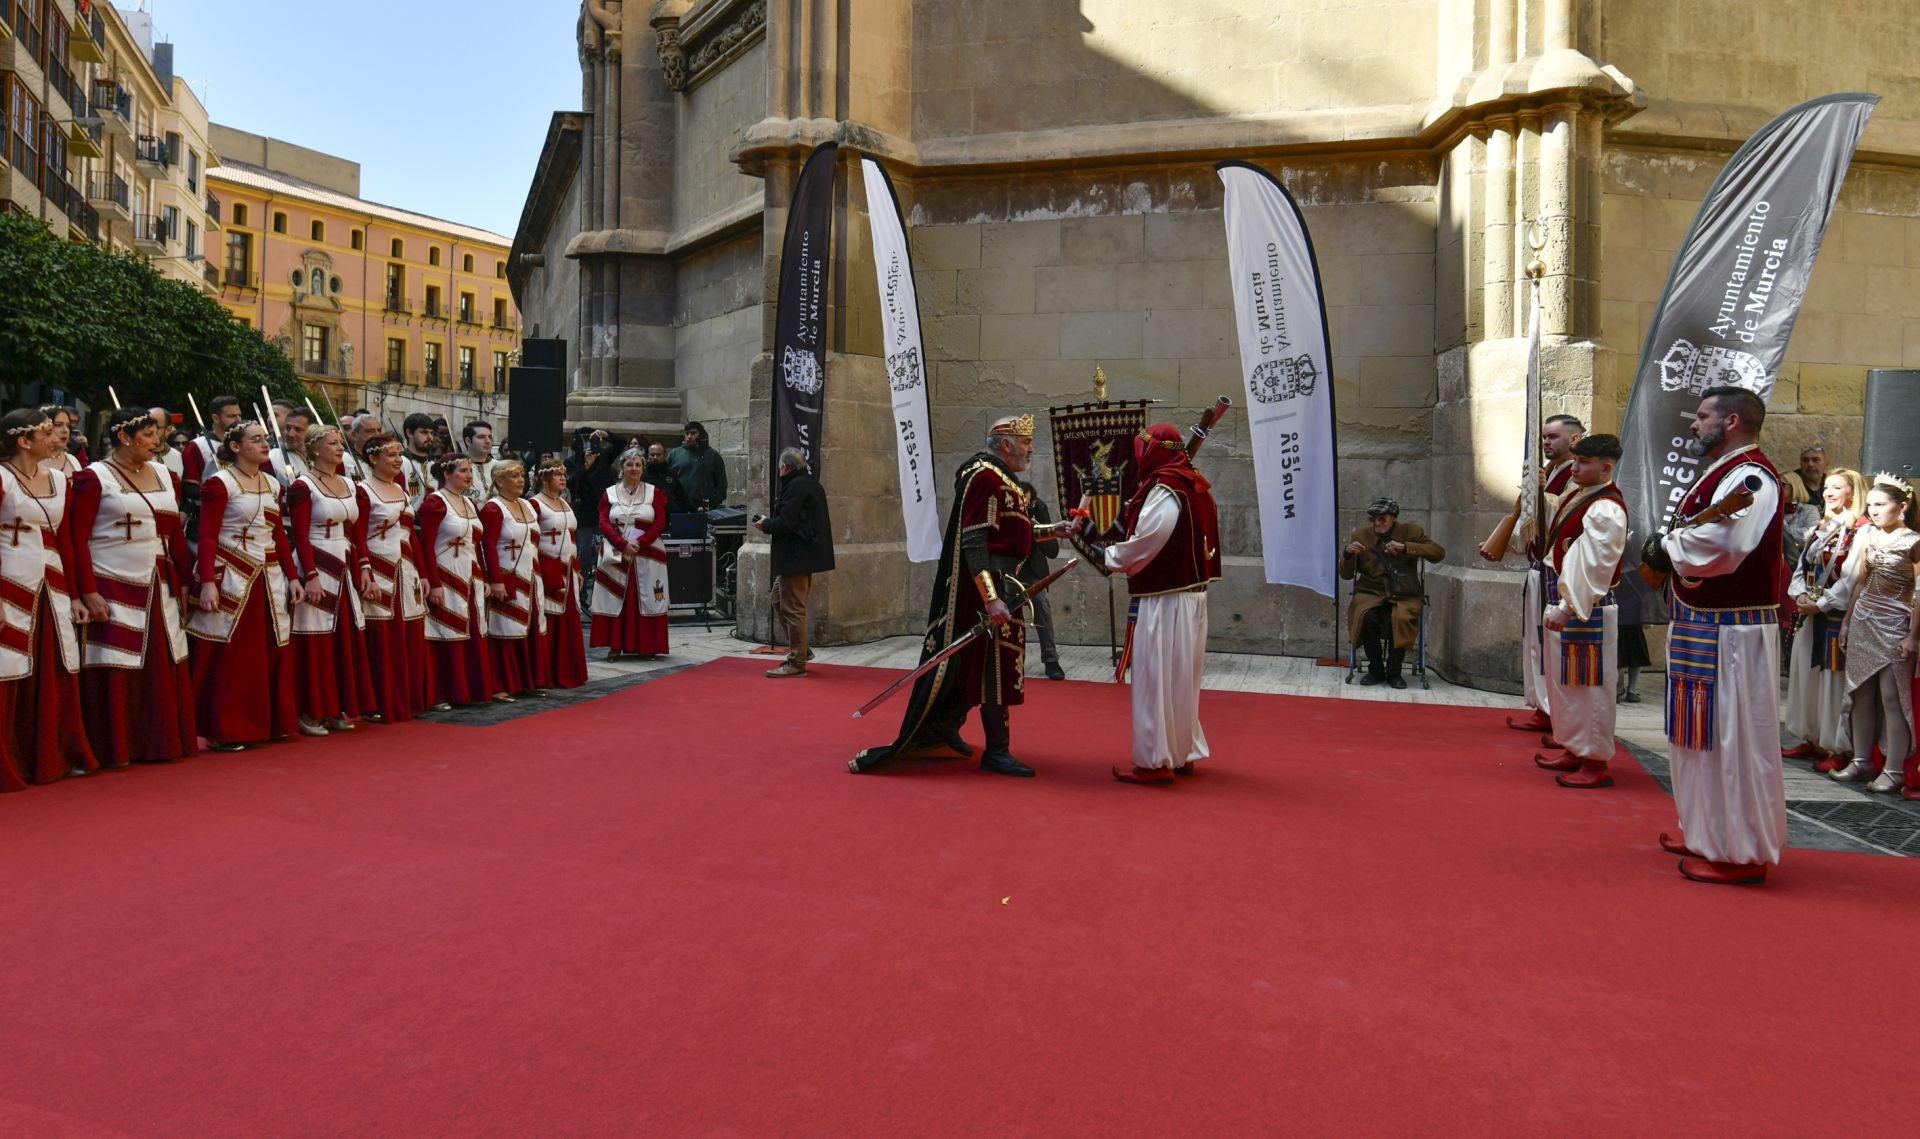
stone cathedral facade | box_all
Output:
[509,0,1920,689]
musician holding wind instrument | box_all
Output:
[1638,386,1790,886]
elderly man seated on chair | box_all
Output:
[1340,497,1445,689]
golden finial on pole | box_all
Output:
[1093,364,1108,406]
[1525,219,1548,280]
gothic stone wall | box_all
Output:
[802,157,1444,657]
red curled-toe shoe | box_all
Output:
[1658,832,1701,858]
[1555,760,1614,789]
[1507,710,1552,732]
[1534,751,1581,772]
[1678,857,1768,885]
[1781,741,1819,760]
[1112,764,1176,785]
[1815,753,1851,774]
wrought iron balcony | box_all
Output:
[134,135,171,176]
[92,80,132,134]
[205,192,222,229]
[223,267,254,289]
[88,172,129,217]
[71,3,108,63]
[133,213,170,250]
[384,292,413,314]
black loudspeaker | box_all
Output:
[663,539,714,607]
[1862,370,1920,479]
[506,365,565,458]
[520,337,566,371]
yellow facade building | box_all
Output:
[208,125,521,426]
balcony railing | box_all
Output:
[223,267,254,289]
[383,292,413,313]
[49,65,79,114]
[76,202,99,243]
[422,296,444,319]
[133,213,170,246]
[457,306,477,325]
[423,363,442,387]
[87,172,128,212]
[205,192,221,227]
[92,80,132,132]
[203,264,220,289]
[300,358,344,377]
[71,3,108,63]
[134,135,172,173]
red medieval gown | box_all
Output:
[589,482,670,656]
[68,459,198,764]
[356,481,431,721]
[0,463,99,788]
[417,489,499,705]
[288,472,377,723]
[480,496,546,694]
[534,494,588,689]
[188,470,302,745]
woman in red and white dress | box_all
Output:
[480,460,547,697]
[188,419,307,750]
[417,455,500,707]
[39,405,85,478]
[0,408,99,788]
[288,424,376,734]
[69,408,197,765]
[356,433,430,722]
[533,458,587,689]
[590,448,671,660]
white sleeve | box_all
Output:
[1554,500,1627,621]
[1103,486,1178,576]
[1661,463,1780,577]
[1814,528,1862,612]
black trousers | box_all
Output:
[1359,602,1405,680]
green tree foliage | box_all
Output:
[0,211,304,414]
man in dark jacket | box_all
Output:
[756,446,834,677]
[668,421,729,510]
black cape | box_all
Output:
[850,451,1018,771]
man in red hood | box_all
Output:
[1074,423,1222,785]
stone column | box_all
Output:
[733,0,920,649]
[1425,1,1641,689]
[567,0,684,440]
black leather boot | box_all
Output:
[977,704,1034,777]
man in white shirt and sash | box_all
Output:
[1533,434,1629,789]
[1640,386,1789,886]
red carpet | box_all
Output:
[3,656,1918,1136]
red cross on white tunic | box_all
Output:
[115,514,143,542]
[0,517,31,547]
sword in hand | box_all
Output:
[852,557,1081,718]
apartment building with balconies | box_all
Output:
[207,125,521,423]
[3,2,214,293]
[2,0,102,241]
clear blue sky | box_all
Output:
[149,0,584,239]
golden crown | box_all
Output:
[990,413,1035,437]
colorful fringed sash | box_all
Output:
[1666,601,1779,750]
[1543,568,1613,686]
[1808,611,1845,672]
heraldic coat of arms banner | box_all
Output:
[1047,401,1150,543]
